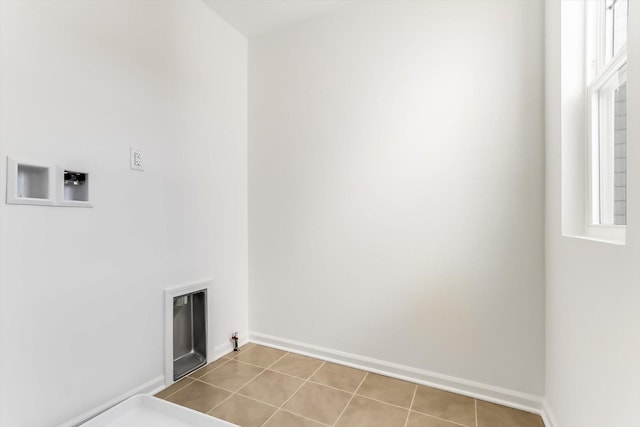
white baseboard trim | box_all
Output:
[541,399,559,427]
[61,375,164,427]
[250,332,548,419]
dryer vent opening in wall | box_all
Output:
[173,289,207,380]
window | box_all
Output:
[586,0,629,227]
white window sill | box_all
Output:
[563,226,626,245]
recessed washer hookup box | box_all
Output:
[173,289,207,380]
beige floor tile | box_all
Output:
[283,382,352,425]
[270,353,324,379]
[224,342,256,359]
[356,373,416,408]
[234,345,288,368]
[406,411,463,427]
[209,394,276,427]
[336,396,408,427]
[199,360,263,391]
[263,410,327,427]
[411,385,475,427]
[188,358,230,379]
[477,400,544,427]
[239,369,304,406]
[154,377,194,399]
[310,362,367,392]
[164,381,230,414]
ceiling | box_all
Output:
[203,0,350,38]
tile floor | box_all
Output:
[155,343,544,427]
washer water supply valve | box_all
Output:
[231,332,239,351]
[64,171,87,186]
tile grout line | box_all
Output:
[309,378,366,394]
[204,368,265,414]
[278,409,332,427]
[189,358,232,380]
[194,378,237,395]
[194,375,337,422]
[166,346,496,427]
[183,346,270,390]
[342,392,414,413]
[194,362,468,426]
[412,412,470,427]
[260,362,367,395]
[403,384,418,427]
[227,391,282,410]
[260,360,328,427]
[206,348,291,416]
[160,355,236,400]
[400,405,472,427]
[475,399,478,427]
[242,349,474,424]
[226,386,334,427]
[227,357,279,371]
[247,365,419,413]
[162,343,254,396]
[155,378,195,401]
[331,371,369,427]
[159,346,332,425]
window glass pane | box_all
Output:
[613,81,627,225]
[611,0,628,57]
[603,0,628,63]
[594,72,626,226]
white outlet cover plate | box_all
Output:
[130,147,144,171]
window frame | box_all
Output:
[585,0,628,238]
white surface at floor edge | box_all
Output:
[80,395,237,427]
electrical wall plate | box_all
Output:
[130,146,144,171]
[6,157,55,206]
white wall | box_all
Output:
[249,0,545,397]
[545,1,640,426]
[0,1,247,426]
